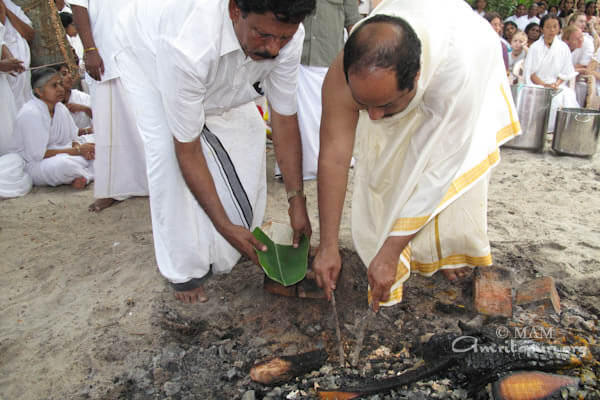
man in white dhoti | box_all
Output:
[286,0,360,180]
[12,68,94,188]
[113,0,314,304]
[0,19,30,198]
[1,0,33,110]
[312,0,520,311]
[70,0,148,212]
[524,14,580,132]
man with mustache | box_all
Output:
[112,0,314,304]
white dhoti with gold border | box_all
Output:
[352,0,522,307]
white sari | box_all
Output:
[523,36,580,132]
[13,98,93,186]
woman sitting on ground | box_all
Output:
[57,64,92,132]
[12,67,94,189]
[485,12,510,71]
[525,22,542,46]
[509,31,529,83]
[504,20,519,44]
[523,14,580,132]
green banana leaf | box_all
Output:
[252,227,309,286]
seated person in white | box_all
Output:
[520,3,541,31]
[60,12,83,66]
[57,64,92,131]
[13,68,95,189]
[567,12,595,74]
[586,47,600,95]
[523,14,579,132]
[509,31,528,70]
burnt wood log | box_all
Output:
[250,349,328,385]
[318,329,585,399]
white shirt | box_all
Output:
[517,15,539,31]
[2,0,31,66]
[67,34,84,61]
[505,14,527,27]
[115,0,304,143]
[67,89,92,129]
[524,36,577,85]
[67,0,131,81]
[572,33,594,66]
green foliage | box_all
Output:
[469,0,543,19]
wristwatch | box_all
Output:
[287,189,305,202]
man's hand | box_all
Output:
[0,58,24,73]
[84,50,104,81]
[220,223,267,265]
[312,245,341,301]
[367,235,412,312]
[288,195,311,247]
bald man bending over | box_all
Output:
[312,0,521,311]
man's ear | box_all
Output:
[228,0,240,24]
[413,69,421,86]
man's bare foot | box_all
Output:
[441,267,472,282]
[174,286,208,304]
[88,198,120,212]
[71,177,87,189]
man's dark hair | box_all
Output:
[540,13,561,28]
[343,15,421,92]
[59,12,72,28]
[233,0,315,24]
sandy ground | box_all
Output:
[0,139,599,399]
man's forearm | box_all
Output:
[317,157,350,248]
[174,138,232,233]
[270,110,303,194]
[71,5,96,49]
[6,9,34,42]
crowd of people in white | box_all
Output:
[475,0,600,131]
[2,0,600,200]
[0,0,95,198]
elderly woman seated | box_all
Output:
[523,14,580,132]
[12,68,94,189]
